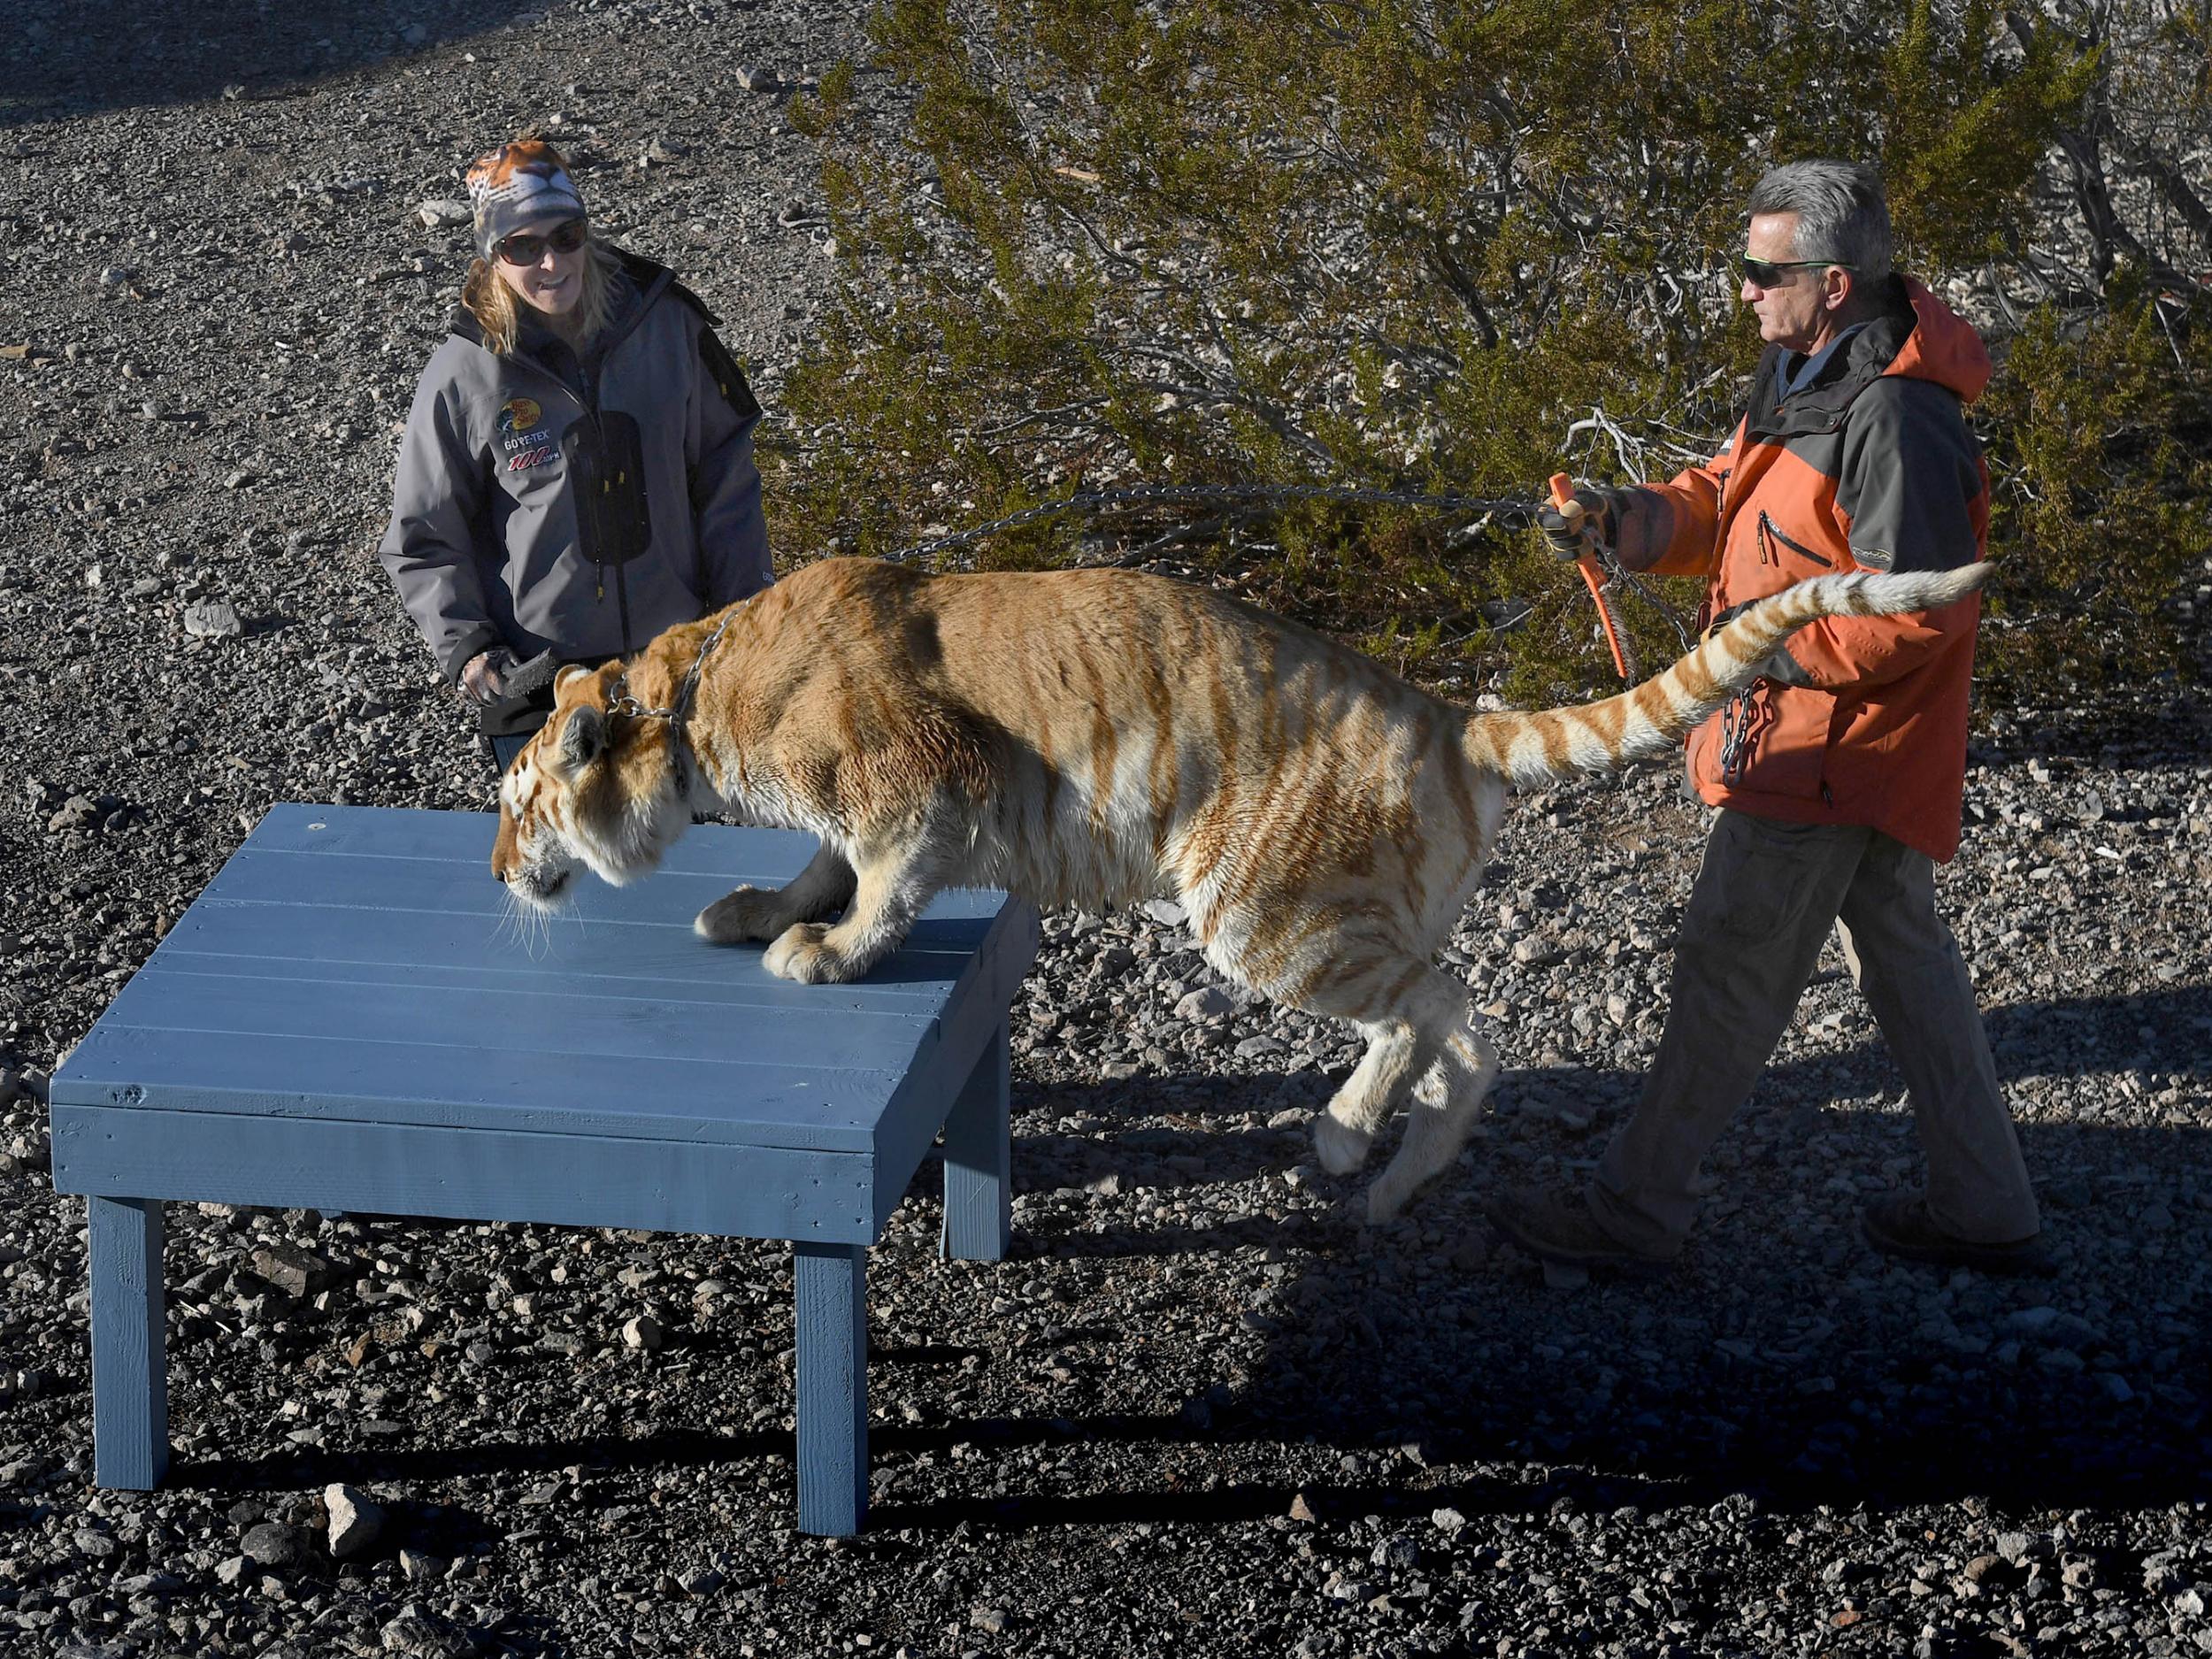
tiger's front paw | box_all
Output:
[764,922,855,984]
[695,885,785,944]
[1312,1111,1373,1177]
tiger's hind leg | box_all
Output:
[1279,949,1494,1221]
[763,808,964,985]
[1364,1010,1497,1224]
[695,841,857,945]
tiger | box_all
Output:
[492,554,1991,1221]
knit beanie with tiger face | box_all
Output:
[465,139,588,262]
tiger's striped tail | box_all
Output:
[1465,564,1992,788]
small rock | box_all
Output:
[251,1244,342,1298]
[241,1521,307,1567]
[1175,987,1234,1022]
[47,794,100,833]
[212,1555,250,1586]
[622,1314,665,1351]
[182,601,242,639]
[734,65,776,91]
[1141,898,1187,928]
[398,1549,446,1584]
[416,198,471,229]
[325,1484,386,1559]
[380,1609,466,1656]
[2094,1371,2134,1404]
[1430,1507,1466,1536]
[1288,1492,1318,1523]
[969,1605,1009,1634]
[1448,1235,1490,1271]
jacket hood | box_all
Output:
[1749,273,1990,436]
[1883,276,1991,404]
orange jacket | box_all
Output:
[1620,277,1991,862]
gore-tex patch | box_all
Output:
[497,396,556,472]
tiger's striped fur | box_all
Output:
[494,555,1991,1220]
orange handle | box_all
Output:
[1548,472,1632,680]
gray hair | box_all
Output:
[1747,160,1894,280]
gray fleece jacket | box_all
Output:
[378,250,771,690]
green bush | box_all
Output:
[769,0,2201,701]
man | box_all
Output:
[1486,160,2047,1276]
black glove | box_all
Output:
[1537,486,1614,561]
[500,649,561,700]
[460,647,517,704]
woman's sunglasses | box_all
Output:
[1738,255,1854,287]
[495,219,588,266]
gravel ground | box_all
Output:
[6,7,2212,1658]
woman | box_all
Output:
[379,137,772,771]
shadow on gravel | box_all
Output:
[178,1426,788,1496]
[2,1,560,127]
[975,983,2212,1528]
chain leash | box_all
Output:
[879,481,1543,562]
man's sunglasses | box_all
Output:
[1739,255,1854,287]
[495,219,588,266]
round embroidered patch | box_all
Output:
[499,396,542,434]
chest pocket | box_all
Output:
[1755,510,1834,570]
[563,410,654,570]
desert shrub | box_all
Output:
[772,0,2201,700]
[1978,285,2212,694]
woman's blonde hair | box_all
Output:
[461,234,623,357]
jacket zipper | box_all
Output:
[1758,510,1832,567]
[522,357,635,652]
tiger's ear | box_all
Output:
[553,664,593,696]
[557,705,606,772]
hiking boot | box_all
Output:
[1863,1192,2053,1278]
[1485,1187,1677,1276]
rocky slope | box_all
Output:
[4,5,2212,1658]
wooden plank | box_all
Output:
[53,1026,895,1150]
[203,847,1013,933]
[99,968,941,1079]
[869,899,1041,1229]
[150,952,948,1014]
[248,802,824,877]
[794,1241,868,1535]
[157,902,985,995]
[940,1020,1011,1262]
[52,1106,878,1241]
[88,1196,168,1489]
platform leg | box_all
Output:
[88,1196,168,1489]
[794,1240,867,1535]
[940,1018,1011,1262]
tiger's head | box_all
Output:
[491,662,694,906]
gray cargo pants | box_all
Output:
[1588,810,2040,1254]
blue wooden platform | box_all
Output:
[50,803,1040,1534]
